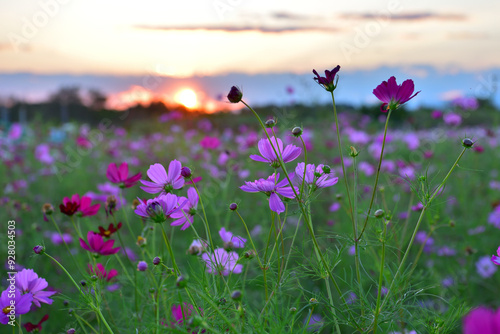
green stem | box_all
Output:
[357,109,392,241]
[352,154,363,319]
[160,224,179,275]
[372,220,388,334]
[379,147,467,313]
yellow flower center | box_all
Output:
[2,306,12,314]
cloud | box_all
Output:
[271,11,323,21]
[340,12,467,22]
[447,32,488,40]
[133,24,338,34]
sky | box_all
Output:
[0,0,499,109]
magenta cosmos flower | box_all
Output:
[79,231,121,256]
[250,137,302,168]
[312,66,340,92]
[134,193,184,224]
[373,76,420,112]
[492,246,500,265]
[0,289,33,325]
[60,194,100,217]
[241,173,298,214]
[162,303,204,333]
[140,161,184,195]
[293,163,338,190]
[201,248,242,276]
[106,162,142,188]
[463,307,500,334]
[15,269,56,307]
[219,227,246,249]
[88,263,118,282]
[170,188,199,230]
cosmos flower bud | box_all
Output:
[176,275,188,288]
[349,146,359,157]
[136,236,147,247]
[462,138,474,148]
[265,119,276,128]
[67,329,76,334]
[227,86,243,103]
[181,166,192,178]
[80,280,87,287]
[244,250,256,259]
[449,220,455,228]
[42,203,54,215]
[231,290,242,301]
[137,261,148,271]
[309,298,318,305]
[149,287,155,293]
[374,209,385,218]
[33,245,44,255]
[322,165,331,174]
[290,307,297,313]
[188,315,203,327]
[106,195,117,211]
[218,297,227,305]
[291,127,303,137]
[153,256,161,265]
[68,309,74,315]
[229,203,238,211]
[336,194,342,200]
[90,275,98,281]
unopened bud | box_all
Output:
[322,165,331,174]
[181,167,192,178]
[42,203,54,215]
[153,256,161,265]
[462,138,474,148]
[176,275,188,288]
[374,209,385,218]
[244,250,256,259]
[33,245,44,255]
[131,199,141,210]
[231,290,242,301]
[265,119,276,128]
[227,86,243,103]
[290,307,297,313]
[349,146,359,157]
[291,127,303,137]
[229,203,238,211]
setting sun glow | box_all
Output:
[175,89,198,109]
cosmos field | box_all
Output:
[2,73,500,334]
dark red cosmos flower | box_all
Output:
[312,65,340,92]
[373,76,420,112]
[106,162,142,188]
[97,222,123,238]
[59,197,79,216]
[24,314,49,332]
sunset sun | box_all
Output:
[175,88,198,109]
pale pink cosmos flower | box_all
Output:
[106,162,142,188]
[219,227,246,248]
[140,160,184,195]
[170,188,199,230]
[15,269,56,307]
[240,173,298,214]
[293,163,338,190]
[491,247,500,265]
[201,248,242,276]
[250,137,301,168]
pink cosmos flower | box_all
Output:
[24,314,49,332]
[312,66,340,92]
[134,193,184,224]
[292,163,338,190]
[15,269,56,307]
[201,248,242,276]
[106,162,142,188]
[88,263,118,282]
[373,76,420,112]
[241,173,298,214]
[162,303,204,333]
[200,136,220,150]
[140,161,184,195]
[491,247,500,265]
[79,231,121,256]
[250,137,302,168]
[0,289,33,325]
[219,227,247,248]
[463,307,500,334]
[170,188,199,230]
